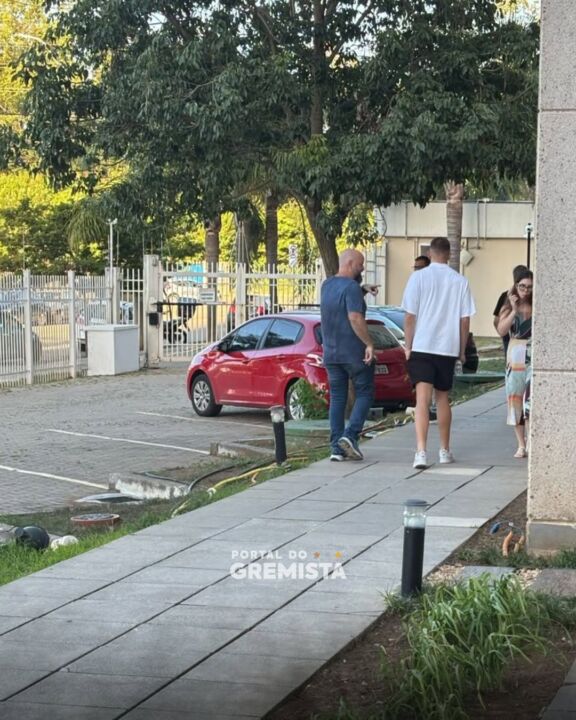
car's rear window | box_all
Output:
[314,322,398,350]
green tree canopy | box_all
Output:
[10,0,539,275]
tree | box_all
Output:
[10,1,538,276]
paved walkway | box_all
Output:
[0,389,528,720]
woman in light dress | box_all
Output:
[497,269,533,458]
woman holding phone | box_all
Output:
[497,269,533,458]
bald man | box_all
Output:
[320,248,375,461]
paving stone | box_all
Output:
[547,685,576,712]
[182,583,304,609]
[139,678,289,716]
[48,599,170,624]
[541,710,576,720]
[264,499,357,521]
[146,605,270,630]
[0,616,31,634]
[427,516,489,528]
[123,710,251,720]
[87,581,202,605]
[0,577,108,601]
[528,569,576,597]
[121,566,226,586]
[0,639,96,671]
[254,609,375,636]
[0,669,49,701]
[287,589,387,615]
[183,651,319,686]
[0,595,70,617]
[5,617,134,647]
[10,673,166,710]
[0,703,120,720]
[64,645,208,678]
[564,660,576,684]
[456,566,515,581]
[103,624,238,654]
[223,628,354,660]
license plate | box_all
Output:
[375,364,389,375]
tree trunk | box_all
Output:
[204,216,221,341]
[304,199,338,276]
[265,190,279,310]
[445,180,464,272]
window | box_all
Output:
[367,323,400,350]
[263,319,303,349]
[227,319,271,352]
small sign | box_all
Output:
[288,244,298,267]
[198,288,217,303]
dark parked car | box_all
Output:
[186,311,415,419]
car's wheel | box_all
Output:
[285,382,306,421]
[191,374,222,417]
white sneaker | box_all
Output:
[439,448,454,464]
[413,450,428,469]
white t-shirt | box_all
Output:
[401,263,476,357]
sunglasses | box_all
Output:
[517,284,533,291]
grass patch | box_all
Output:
[457,545,576,570]
[336,576,576,720]
[0,449,332,587]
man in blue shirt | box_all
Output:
[321,249,375,461]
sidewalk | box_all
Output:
[0,389,527,720]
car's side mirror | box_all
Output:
[218,338,231,353]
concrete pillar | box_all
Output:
[527,0,576,553]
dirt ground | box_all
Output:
[268,491,576,720]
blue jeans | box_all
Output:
[325,362,375,454]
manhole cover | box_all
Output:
[70,513,122,530]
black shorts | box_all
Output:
[407,352,457,392]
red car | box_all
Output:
[186,311,415,419]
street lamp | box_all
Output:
[401,499,428,597]
[270,405,287,465]
[107,218,118,270]
[525,222,533,269]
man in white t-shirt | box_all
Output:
[401,236,476,469]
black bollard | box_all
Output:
[401,499,428,597]
[270,405,287,465]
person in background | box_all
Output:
[497,269,533,458]
[320,249,375,462]
[402,236,476,469]
[493,265,528,355]
[413,255,431,270]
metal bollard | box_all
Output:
[270,405,287,465]
[401,499,428,597]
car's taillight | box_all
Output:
[305,353,324,367]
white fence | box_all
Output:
[143,257,323,363]
[0,270,141,387]
[1,244,386,383]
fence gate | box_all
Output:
[143,256,322,363]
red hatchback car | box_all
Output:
[186,311,415,419]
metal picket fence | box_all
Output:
[0,269,142,387]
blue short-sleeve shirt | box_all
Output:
[320,277,366,364]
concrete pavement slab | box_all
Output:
[183,651,319,688]
[0,616,31,634]
[146,604,271,630]
[9,672,167,710]
[0,639,97,671]
[138,677,291,717]
[0,576,108,601]
[0,703,120,720]
[4,617,134,647]
[87,581,203,605]
[263,499,359,521]
[121,566,226,586]
[64,645,209,678]
[123,711,255,720]
[0,669,49,701]
[254,609,375,635]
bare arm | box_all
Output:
[496,293,518,336]
[403,312,416,360]
[348,312,375,364]
[459,316,470,362]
